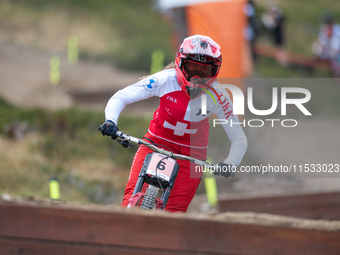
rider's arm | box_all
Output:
[105,84,147,124]
[213,88,248,168]
[105,70,172,124]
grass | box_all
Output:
[0,98,150,205]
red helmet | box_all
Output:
[175,35,222,99]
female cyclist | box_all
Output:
[101,35,247,212]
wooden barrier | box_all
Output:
[218,191,340,220]
[1,199,340,255]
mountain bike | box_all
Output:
[99,126,226,211]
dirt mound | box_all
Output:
[1,195,340,255]
[0,39,146,111]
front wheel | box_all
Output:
[140,185,159,210]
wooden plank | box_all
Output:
[0,238,193,255]
[0,202,237,254]
[218,192,340,220]
[0,201,340,255]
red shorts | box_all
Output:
[121,133,207,212]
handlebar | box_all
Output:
[99,125,217,170]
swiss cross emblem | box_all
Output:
[163,121,197,136]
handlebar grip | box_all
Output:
[99,124,122,141]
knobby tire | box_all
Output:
[140,186,158,210]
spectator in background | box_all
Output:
[261,3,287,65]
[261,3,285,47]
[312,13,340,76]
[244,0,260,62]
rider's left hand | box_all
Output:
[214,162,234,178]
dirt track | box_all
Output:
[1,38,340,213]
[0,38,147,111]
[1,25,340,255]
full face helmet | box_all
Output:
[175,35,222,99]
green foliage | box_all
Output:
[0,98,48,133]
[0,98,150,204]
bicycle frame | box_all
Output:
[131,152,180,209]
[99,127,218,210]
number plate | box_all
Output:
[146,153,176,181]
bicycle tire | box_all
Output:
[140,186,158,210]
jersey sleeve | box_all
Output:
[212,87,248,168]
[105,71,170,124]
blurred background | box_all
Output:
[0,0,340,212]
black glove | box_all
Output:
[100,120,119,140]
[213,162,234,178]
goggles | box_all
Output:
[180,55,218,81]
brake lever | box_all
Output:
[116,139,135,148]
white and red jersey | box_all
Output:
[105,68,247,167]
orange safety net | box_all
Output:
[186,0,248,79]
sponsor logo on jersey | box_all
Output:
[143,76,158,92]
[166,95,178,103]
[218,92,233,119]
[195,109,210,116]
[164,107,172,115]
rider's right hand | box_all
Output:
[100,120,119,140]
